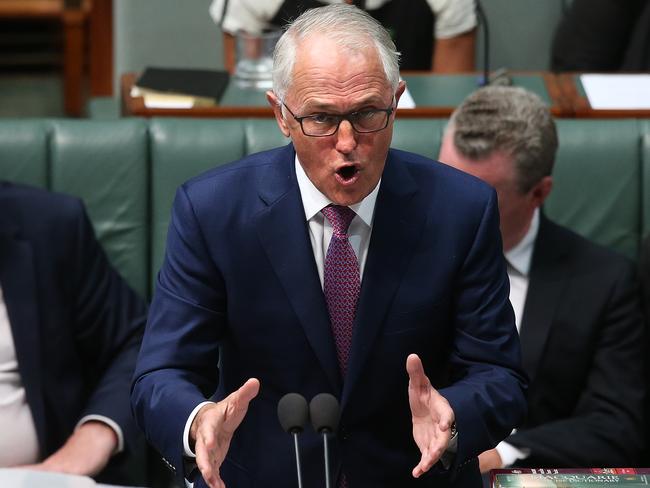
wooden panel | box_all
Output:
[0,0,64,17]
[89,0,113,96]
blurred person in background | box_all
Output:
[0,182,147,485]
[551,0,650,72]
[439,86,646,471]
[211,0,477,72]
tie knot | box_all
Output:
[322,205,356,237]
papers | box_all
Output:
[130,86,196,109]
[580,74,650,110]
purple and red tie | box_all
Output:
[321,204,360,376]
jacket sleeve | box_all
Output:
[508,259,645,467]
[69,198,147,454]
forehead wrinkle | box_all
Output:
[291,70,391,111]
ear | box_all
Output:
[393,80,407,107]
[266,90,291,137]
[530,176,553,208]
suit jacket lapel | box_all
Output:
[0,220,47,454]
[519,215,570,382]
[255,145,341,393]
[343,152,422,405]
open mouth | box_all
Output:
[336,165,359,183]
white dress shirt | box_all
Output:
[0,285,40,466]
[495,208,540,467]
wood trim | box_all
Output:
[121,71,650,119]
[89,0,113,96]
[0,0,64,17]
[62,8,86,116]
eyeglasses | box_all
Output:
[282,102,395,137]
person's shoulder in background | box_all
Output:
[551,0,650,71]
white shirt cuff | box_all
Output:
[183,401,216,458]
[76,415,124,454]
[495,441,530,467]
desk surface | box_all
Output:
[121,71,569,118]
[556,73,650,118]
[121,72,650,119]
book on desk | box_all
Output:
[131,67,230,109]
[491,468,650,487]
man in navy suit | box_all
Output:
[439,86,645,471]
[132,4,527,487]
[0,182,147,483]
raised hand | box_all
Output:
[406,354,455,478]
[190,378,260,488]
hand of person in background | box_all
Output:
[478,448,503,473]
[19,421,117,476]
[407,353,456,478]
[190,378,260,488]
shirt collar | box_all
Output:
[504,208,540,276]
[294,155,380,227]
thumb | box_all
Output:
[406,354,427,387]
[220,378,260,434]
[230,378,260,408]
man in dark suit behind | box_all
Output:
[132,5,527,487]
[439,86,646,471]
[0,182,147,483]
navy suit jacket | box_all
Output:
[132,144,527,487]
[0,182,147,484]
[508,215,645,466]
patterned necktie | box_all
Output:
[322,205,360,375]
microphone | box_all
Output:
[277,393,309,488]
[476,0,512,87]
[309,393,340,488]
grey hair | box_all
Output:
[272,3,400,103]
[447,86,558,193]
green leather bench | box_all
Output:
[1,117,649,300]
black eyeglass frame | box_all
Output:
[281,101,395,137]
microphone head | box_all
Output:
[277,393,309,434]
[309,393,340,433]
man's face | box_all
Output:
[439,131,550,251]
[268,34,405,206]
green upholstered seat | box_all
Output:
[48,120,149,298]
[546,119,643,260]
[0,119,49,187]
[2,117,650,299]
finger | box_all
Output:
[237,378,261,404]
[412,441,446,478]
[221,378,260,430]
[430,391,455,431]
[195,428,223,488]
[406,354,426,386]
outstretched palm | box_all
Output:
[192,378,260,488]
[406,354,455,478]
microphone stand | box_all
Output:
[292,431,304,488]
[323,430,332,488]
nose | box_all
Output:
[335,120,357,154]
